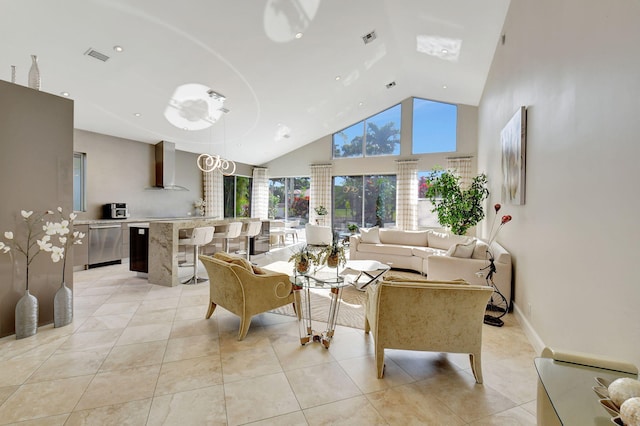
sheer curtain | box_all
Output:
[447,157,473,189]
[203,170,224,218]
[251,167,269,219]
[396,159,418,230]
[310,164,332,227]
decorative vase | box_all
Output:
[54,281,73,328]
[296,259,309,274]
[15,289,38,339]
[326,253,339,268]
[28,54,41,90]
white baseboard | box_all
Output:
[512,301,545,356]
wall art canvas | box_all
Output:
[501,106,527,205]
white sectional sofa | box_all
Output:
[349,227,512,305]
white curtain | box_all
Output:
[251,167,269,219]
[203,170,224,218]
[310,164,332,227]
[396,159,418,230]
[447,157,473,189]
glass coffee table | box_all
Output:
[291,260,390,348]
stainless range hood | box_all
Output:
[147,141,189,191]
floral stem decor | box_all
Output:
[477,203,513,327]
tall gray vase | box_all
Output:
[54,281,73,328]
[28,54,41,90]
[15,290,38,339]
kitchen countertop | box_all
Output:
[75,216,221,225]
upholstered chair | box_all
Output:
[364,276,493,382]
[199,252,299,340]
[304,223,333,247]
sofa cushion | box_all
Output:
[472,240,490,259]
[360,226,381,244]
[357,243,414,257]
[411,246,446,259]
[446,240,477,258]
[383,274,468,285]
[379,229,428,246]
[427,231,472,250]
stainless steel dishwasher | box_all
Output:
[88,223,123,266]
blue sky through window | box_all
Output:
[412,98,457,154]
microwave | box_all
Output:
[103,203,129,219]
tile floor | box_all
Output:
[0,259,538,425]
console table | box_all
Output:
[535,348,638,425]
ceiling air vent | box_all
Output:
[84,48,110,62]
[362,30,377,45]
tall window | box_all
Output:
[333,175,396,231]
[269,177,310,223]
[417,170,442,228]
[224,176,252,218]
[412,98,457,154]
[333,104,401,158]
[73,152,86,212]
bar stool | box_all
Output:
[212,221,243,253]
[178,226,215,284]
[237,221,262,260]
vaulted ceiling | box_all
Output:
[0,0,510,165]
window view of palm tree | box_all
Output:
[333,175,396,232]
[333,104,401,158]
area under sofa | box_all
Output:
[349,227,512,307]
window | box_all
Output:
[73,152,86,212]
[417,170,442,228]
[269,177,310,223]
[333,175,396,231]
[333,104,401,158]
[223,175,252,218]
[412,98,457,154]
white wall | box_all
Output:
[263,97,479,178]
[478,0,640,365]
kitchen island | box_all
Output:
[148,218,262,287]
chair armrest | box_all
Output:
[234,267,293,300]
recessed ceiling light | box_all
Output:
[113,45,124,52]
[335,76,341,81]
[60,91,70,97]
[295,32,303,39]
[442,85,448,89]
[133,112,141,117]
[358,102,364,107]
[441,48,448,54]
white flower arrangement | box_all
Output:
[0,207,84,290]
[194,198,206,216]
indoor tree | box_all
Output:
[424,169,489,235]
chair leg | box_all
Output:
[375,347,385,378]
[364,316,370,334]
[205,301,217,319]
[469,353,483,384]
[237,315,251,341]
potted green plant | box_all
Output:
[320,233,346,268]
[288,245,318,274]
[424,169,490,235]
[347,223,359,234]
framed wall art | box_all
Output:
[501,106,527,205]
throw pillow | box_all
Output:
[427,230,472,250]
[446,240,477,258]
[252,265,266,275]
[360,226,381,244]
[213,252,254,272]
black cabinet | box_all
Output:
[250,220,270,255]
[129,225,149,273]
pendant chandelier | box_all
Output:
[197,102,236,176]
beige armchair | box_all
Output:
[364,277,493,382]
[199,252,298,340]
